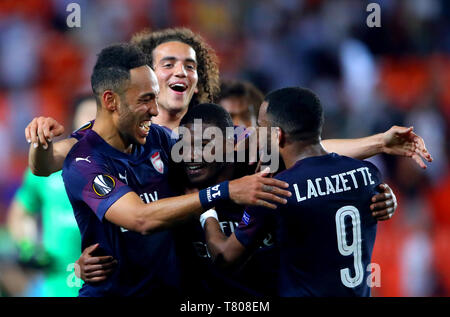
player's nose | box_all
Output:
[192,141,202,161]
[148,101,159,117]
[174,62,187,78]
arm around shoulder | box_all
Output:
[29,138,78,176]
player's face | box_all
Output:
[152,41,199,114]
[117,65,159,146]
[181,123,226,186]
[220,96,248,116]
[257,101,278,153]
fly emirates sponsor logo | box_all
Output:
[293,167,376,202]
[139,191,159,204]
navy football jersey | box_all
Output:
[62,125,183,296]
[235,153,381,297]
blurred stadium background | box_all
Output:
[0,0,449,297]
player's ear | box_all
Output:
[276,127,286,147]
[102,90,118,111]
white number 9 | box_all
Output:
[335,206,364,288]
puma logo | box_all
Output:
[118,171,128,185]
[75,156,91,163]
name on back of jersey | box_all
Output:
[292,167,376,202]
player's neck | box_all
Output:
[153,105,189,130]
[281,141,328,169]
[92,117,133,153]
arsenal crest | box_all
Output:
[151,152,164,174]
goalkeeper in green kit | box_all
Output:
[6,96,97,296]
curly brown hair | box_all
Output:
[131,28,220,106]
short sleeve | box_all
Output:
[15,169,42,215]
[234,206,273,250]
[62,157,132,221]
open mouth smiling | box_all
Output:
[169,82,188,93]
[184,162,207,176]
[138,120,151,136]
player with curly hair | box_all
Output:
[131,27,220,113]
[26,27,220,175]
[25,26,431,177]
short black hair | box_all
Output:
[180,103,233,133]
[265,87,324,142]
[90,43,149,105]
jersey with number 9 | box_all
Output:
[235,153,381,297]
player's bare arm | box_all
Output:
[71,170,398,285]
[322,125,432,168]
[203,220,246,266]
[25,116,77,176]
[202,183,398,269]
[201,183,399,267]
[106,171,291,235]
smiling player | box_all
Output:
[62,43,291,296]
[202,87,395,296]
[23,28,432,296]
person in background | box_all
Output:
[218,80,264,128]
[6,95,97,297]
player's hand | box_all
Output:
[382,126,432,169]
[25,116,65,150]
[75,243,117,283]
[229,168,291,209]
[370,183,397,221]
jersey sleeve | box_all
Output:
[15,169,42,215]
[62,157,132,221]
[234,206,274,250]
[70,120,94,141]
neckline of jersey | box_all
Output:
[85,129,146,162]
[292,152,338,168]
